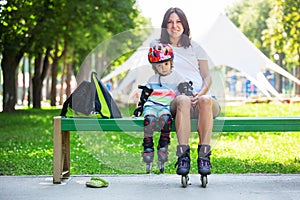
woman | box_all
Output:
[159,7,221,184]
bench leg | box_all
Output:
[53,117,71,183]
[53,117,62,183]
[62,131,70,179]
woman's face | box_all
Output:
[166,13,184,42]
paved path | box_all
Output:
[0,174,299,200]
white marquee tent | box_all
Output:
[102,14,300,103]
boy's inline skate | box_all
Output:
[142,115,156,173]
[142,147,154,173]
[175,145,190,187]
[197,144,211,188]
[157,114,171,173]
[157,146,168,173]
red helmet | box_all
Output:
[148,43,174,63]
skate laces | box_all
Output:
[198,157,211,168]
[175,157,190,168]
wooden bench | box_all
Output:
[53,116,300,183]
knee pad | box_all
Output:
[144,115,157,134]
[159,114,172,133]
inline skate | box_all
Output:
[157,146,168,173]
[197,144,211,188]
[142,147,154,173]
[175,145,190,187]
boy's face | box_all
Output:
[155,61,172,76]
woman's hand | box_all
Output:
[190,93,199,106]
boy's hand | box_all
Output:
[132,106,143,117]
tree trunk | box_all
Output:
[50,40,60,106]
[32,53,43,108]
[66,50,74,97]
[1,50,23,112]
[22,58,26,104]
[59,54,66,105]
[32,47,51,108]
[275,73,282,93]
[275,53,284,93]
[28,58,32,107]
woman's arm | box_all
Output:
[191,59,212,106]
[198,59,212,96]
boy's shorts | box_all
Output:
[143,105,171,117]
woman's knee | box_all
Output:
[176,95,191,108]
[198,95,212,107]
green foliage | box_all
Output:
[226,0,300,94]
[1,0,148,112]
[226,0,273,56]
[0,104,299,175]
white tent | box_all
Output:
[198,14,300,98]
[102,14,300,102]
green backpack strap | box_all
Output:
[91,72,111,118]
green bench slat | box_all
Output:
[61,117,300,132]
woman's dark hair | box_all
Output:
[160,7,191,48]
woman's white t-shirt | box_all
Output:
[171,41,208,93]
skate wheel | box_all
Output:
[181,175,189,188]
[146,163,151,174]
[201,175,208,188]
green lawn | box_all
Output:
[0,103,299,175]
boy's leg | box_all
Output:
[142,114,156,165]
[157,111,172,172]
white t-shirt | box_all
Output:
[171,41,208,93]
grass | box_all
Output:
[0,103,299,175]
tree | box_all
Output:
[226,0,272,56]
[1,0,145,112]
[1,1,38,112]
[262,0,300,95]
[226,0,300,95]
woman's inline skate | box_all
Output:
[175,145,190,187]
[197,144,211,188]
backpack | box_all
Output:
[60,72,122,118]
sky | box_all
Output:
[136,0,240,35]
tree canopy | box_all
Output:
[0,0,148,112]
[226,0,300,94]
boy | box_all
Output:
[133,43,193,173]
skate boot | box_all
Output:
[197,144,211,188]
[175,145,190,187]
[157,146,168,173]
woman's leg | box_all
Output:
[171,95,192,176]
[197,95,213,145]
[171,95,191,145]
[197,95,216,178]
